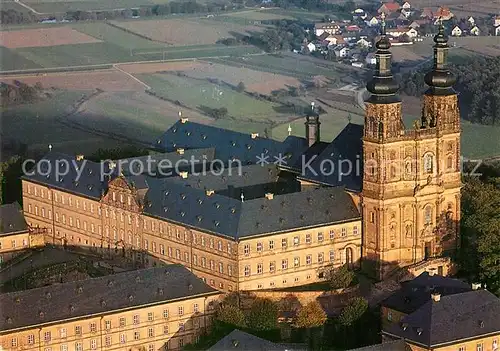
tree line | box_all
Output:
[1,81,43,107]
[398,56,500,125]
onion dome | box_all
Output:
[366,13,400,102]
[424,18,456,92]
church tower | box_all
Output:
[361,18,461,280]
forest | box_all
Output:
[399,56,500,125]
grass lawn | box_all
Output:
[71,22,166,50]
[1,90,121,155]
[15,42,147,68]
[224,9,294,21]
[133,45,263,60]
[22,0,155,13]
[211,53,360,86]
[139,72,285,120]
[0,46,42,71]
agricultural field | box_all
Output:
[210,52,363,87]
[109,18,263,45]
[68,91,213,143]
[1,90,123,155]
[16,0,171,13]
[0,69,146,91]
[138,72,289,121]
[0,27,101,48]
[124,60,302,94]
[0,46,42,71]
[224,9,295,21]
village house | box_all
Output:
[451,26,462,37]
[318,33,345,46]
[367,16,379,27]
[352,8,367,20]
[351,62,363,68]
[495,15,500,28]
[306,42,316,52]
[420,7,433,19]
[333,45,349,58]
[378,2,400,14]
[433,6,453,21]
[470,25,480,36]
[386,27,418,38]
[0,203,31,264]
[356,38,371,48]
[401,8,413,18]
[402,1,411,9]
[467,16,475,26]
[496,25,500,36]
[314,22,341,36]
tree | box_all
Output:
[216,304,246,328]
[338,297,368,326]
[246,298,279,331]
[295,300,327,329]
[328,264,355,289]
[0,155,24,205]
[236,82,246,93]
[459,175,500,296]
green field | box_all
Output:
[0,46,42,71]
[20,0,169,13]
[72,22,166,50]
[139,72,287,121]
[210,53,362,86]
[1,91,123,154]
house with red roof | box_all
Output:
[378,2,400,14]
[433,6,453,20]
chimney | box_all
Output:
[76,154,84,161]
[206,190,214,196]
[265,193,274,200]
[179,171,188,179]
[431,292,441,302]
[472,283,482,290]
[177,148,185,155]
[180,118,189,124]
[251,133,259,139]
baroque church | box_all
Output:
[21,19,461,287]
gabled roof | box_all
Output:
[384,290,500,347]
[296,123,363,191]
[0,265,219,332]
[381,272,471,314]
[380,2,400,11]
[144,177,360,240]
[208,329,306,350]
[155,120,309,166]
[0,202,28,236]
[348,339,407,351]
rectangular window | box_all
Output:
[61,345,68,351]
[119,317,126,327]
[149,345,154,351]
[228,264,233,276]
[244,265,250,276]
[27,335,35,345]
[244,244,250,255]
[12,338,17,347]
[75,343,82,351]
[306,255,312,265]
[330,250,335,262]
[329,230,335,240]
[269,240,274,249]
[194,303,199,313]
[219,262,224,274]
[477,344,483,351]
[163,309,169,319]
[306,233,311,244]
[105,336,111,347]
[176,249,181,260]
[318,232,324,242]
[90,339,97,350]
[210,238,214,248]
[178,306,184,316]
[60,328,67,338]
[293,236,300,246]
[152,242,157,253]
[282,259,288,270]
[148,328,154,337]
[44,331,51,342]
[133,315,139,325]
[75,326,82,336]
[164,325,169,334]
[270,261,275,273]
[318,253,324,264]
[90,323,96,333]
[148,312,154,321]
[257,263,263,274]
[134,332,140,341]
[179,323,185,332]
[256,242,263,252]
[281,238,287,249]
[227,243,232,254]
[294,257,300,267]
[341,228,347,236]
[353,226,359,235]
[120,334,126,344]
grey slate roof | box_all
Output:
[164,164,281,192]
[21,151,117,200]
[155,120,309,166]
[297,123,364,191]
[144,176,360,240]
[347,339,407,351]
[384,290,500,347]
[208,329,306,351]
[0,265,219,332]
[0,202,28,236]
[382,272,471,314]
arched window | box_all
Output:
[390,165,397,179]
[423,153,434,173]
[424,206,433,225]
[447,155,453,170]
[378,121,384,139]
